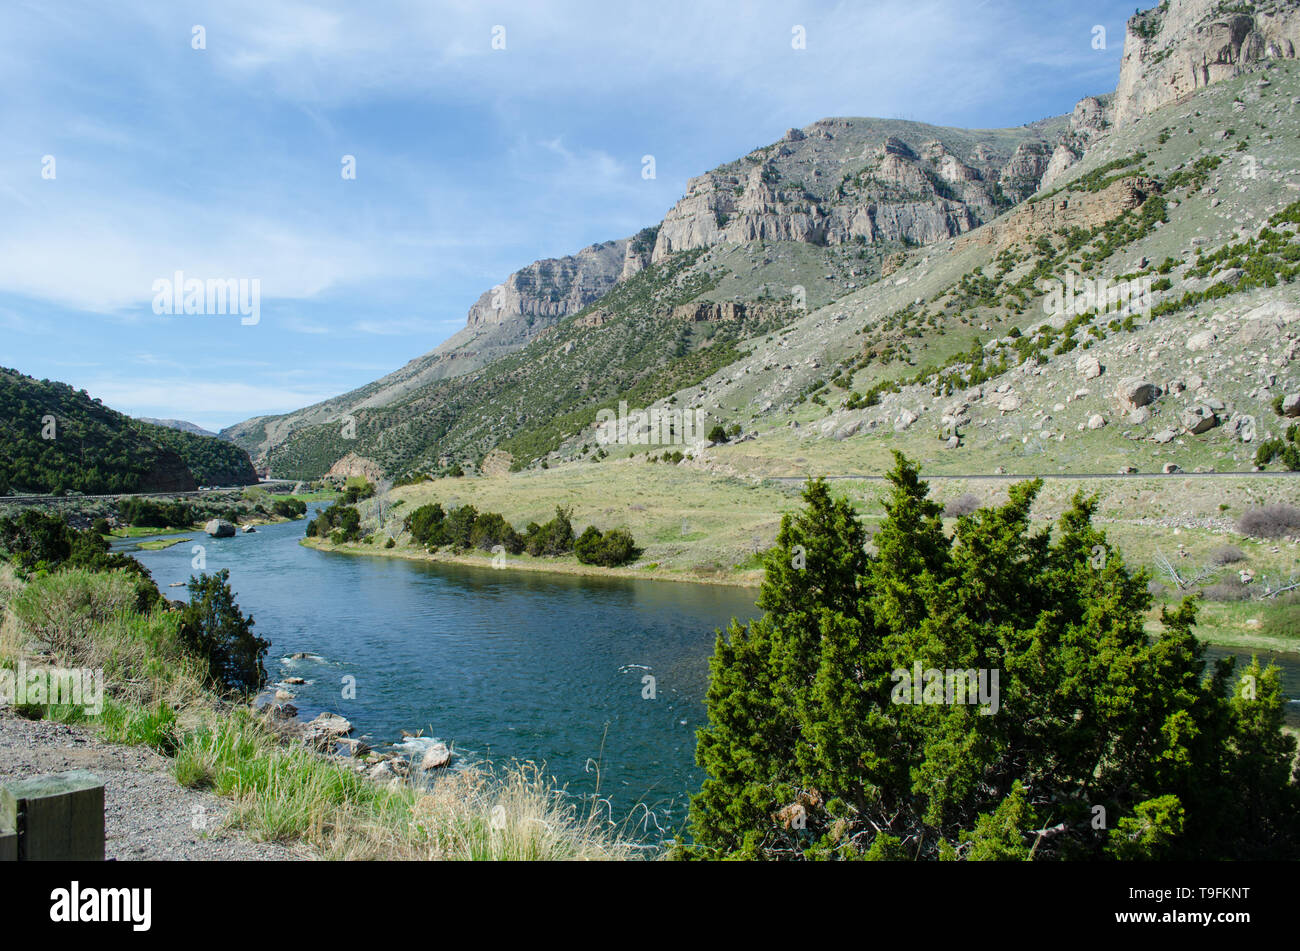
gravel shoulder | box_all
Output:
[0,709,313,861]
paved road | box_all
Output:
[769,470,1300,483]
[0,484,282,505]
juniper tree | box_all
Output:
[686,453,1300,860]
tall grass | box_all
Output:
[173,711,638,859]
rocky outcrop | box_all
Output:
[671,301,762,322]
[999,141,1055,202]
[1038,96,1115,190]
[956,177,1159,253]
[1113,0,1300,127]
[327,452,384,483]
[467,239,629,328]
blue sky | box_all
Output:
[0,0,1137,433]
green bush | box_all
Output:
[574,526,640,567]
[176,570,269,696]
[685,454,1300,860]
[524,507,574,556]
[306,503,361,542]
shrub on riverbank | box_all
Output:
[685,454,1300,861]
[401,500,635,566]
[306,503,362,542]
[574,526,640,567]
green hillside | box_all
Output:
[0,367,258,495]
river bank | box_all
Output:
[300,535,765,588]
[308,463,1300,653]
[0,553,645,861]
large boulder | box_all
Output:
[204,519,236,538]
[420,743,452,770]
[1283,393,1300,418]
[1181,404,1218,435]
[302,712,353,749]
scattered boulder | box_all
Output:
[302,712,353,749]
[1283,393,1300,418]
[1186,329,1217,352]
[997,393,1021,413]
[1163,463,1182,474]
[1225,414,1256,443]
[1076,354,1104,380]
[1152,429,1178,444]
[1117,378,1160,410]
[1180,403,1219,435]
[1087,414,1107,430]
[894,409,918,431]
[242,525,257,534]
[420,743,453,770]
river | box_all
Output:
[119,506,1300,843]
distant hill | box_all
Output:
[0,367,259,495]
[136,417,220,439]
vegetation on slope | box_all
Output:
[0,367,257,495]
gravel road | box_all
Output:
[0,710,312,861]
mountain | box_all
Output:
[229,0,1300,485]
[136,417,220,439]
[0,367,259,495]
[226,115,1074,477]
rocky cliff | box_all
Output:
[465,239,630,328]
[1113,0,1300,127]
[649,118,1070,261]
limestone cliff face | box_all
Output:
[955,177,1160,253]
[466,239,629,328]
[1113,0,1300,127]
[650,120,1067,262]
[1038,95,1115,190]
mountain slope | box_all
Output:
[136,417,220,438]
[0,367,258,495]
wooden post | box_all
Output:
[0,770,104,861]
[0,828,16,861]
